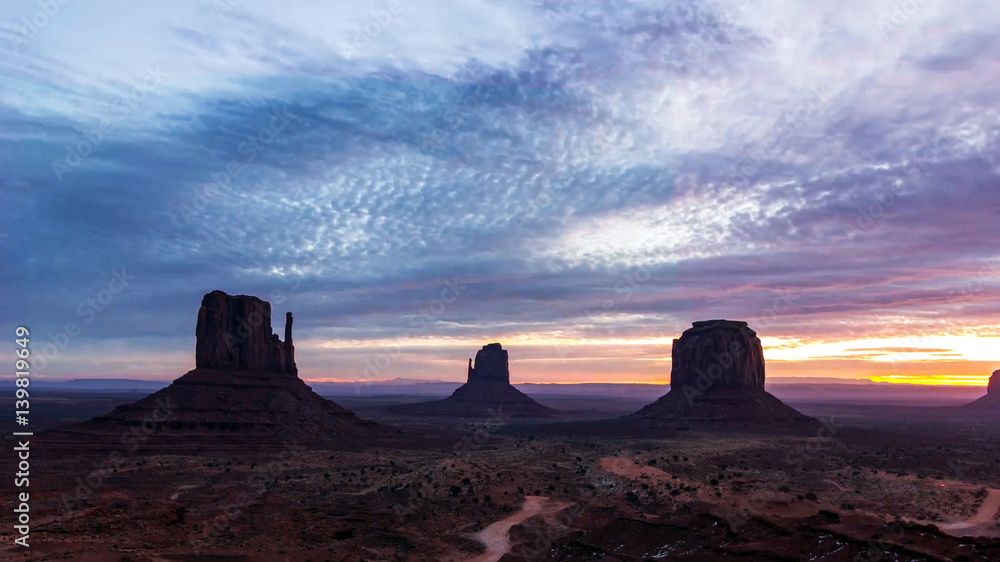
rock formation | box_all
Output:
[284,311,297,375]
[669,320,764,391]
[966,369,1000,409]
[630,320,814,429]
[391,343,556,418]
[89,290,382,443]
[195,290,295,374]
[467,342,510,384]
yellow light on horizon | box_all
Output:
[868,374,989,386]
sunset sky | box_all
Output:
[1,1,998,386]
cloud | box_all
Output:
[1,0,998,382]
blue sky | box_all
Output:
[1,0,998,385]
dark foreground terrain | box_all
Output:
[1,391,999,561]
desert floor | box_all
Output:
[1,395,999,561]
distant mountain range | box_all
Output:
[31,377,986,405]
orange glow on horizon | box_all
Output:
[297,332,997,387]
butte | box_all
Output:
[966,369,1000,410]
[84,290,387,446]
[390,343,557,419]
[628,320,815,430]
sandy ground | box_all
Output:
[468,495,571,562]
[598,456,670,479]
[938,488,1000,536]
[5,421,1000,560]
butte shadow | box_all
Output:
[386,343,558,419]
[499,320,819,438]
[45,291,450,452]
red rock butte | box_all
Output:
[630,320,814,429]
[390,343,557,418]
[88,290,384,443]
[967,369,1000,409]
[195,290,296,375]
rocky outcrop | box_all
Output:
[669,320,764,391]
[284,312,297,376]
[468,343,510,384]
[391,343,556,418]
[630,320,814,430]
[87,290,387,444]
[195,290,295,374]
[966,369,1000,409]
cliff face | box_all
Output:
[966,369,1000,409]
[631,320,814,429]
[88,289,387,443]
[284,311,297,376]
[194,290,296,374]
[669,320,765,391]
[467,343,510,384]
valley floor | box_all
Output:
[1,402,1000,560]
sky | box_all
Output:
[1,0,998,386]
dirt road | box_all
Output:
[468,495,571,562]
[938,488,1000,535]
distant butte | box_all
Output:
[88,290,385,443]
[967,369,1000,409]
[390,343,557,418]
[629,320,815,429]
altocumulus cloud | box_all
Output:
[0,0,998,381]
